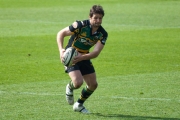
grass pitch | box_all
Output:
[0,0,180,120]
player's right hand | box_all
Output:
[60,49,65,63]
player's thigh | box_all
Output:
[68,70,83,87]
[83,73,98,90]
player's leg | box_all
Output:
[72,60,96,113]
[79,73,97,103]
[68,70,84,89]
[73,73,97,113]
[65,65,84,105]
[83,72,98,90]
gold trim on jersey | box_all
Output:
[72,46,89,54]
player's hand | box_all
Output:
[60,49,65,63]
[72,52,81,64]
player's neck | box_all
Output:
[91,26,99,34]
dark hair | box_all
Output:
[89,5,104,17]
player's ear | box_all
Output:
[89,15,92,19]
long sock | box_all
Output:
[77,86,94,104]
[68,80,76,90]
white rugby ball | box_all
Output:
[62,47,78,67]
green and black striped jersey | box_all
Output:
[66,19,108,53]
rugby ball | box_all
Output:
[62,47,78,67]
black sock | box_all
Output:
[77,86,94,104]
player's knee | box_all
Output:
[73,80,83,89]
[88,82,98,91]
[94,82,98,89]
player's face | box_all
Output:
[89,14,103,28]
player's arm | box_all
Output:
[57,27,73,52]
[57,22,77,62]
[83,41,104,59]
[73,41,104,63]
[57,27,72,62]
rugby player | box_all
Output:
[57,5,108,113]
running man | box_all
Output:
[57,5,108,113]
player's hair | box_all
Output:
[89,5,104,17]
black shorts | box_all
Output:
[65,60,95,75]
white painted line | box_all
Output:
[111,96,180,102]
[1,90,179,102]
[0,90,64,96]
[18,92,64,96]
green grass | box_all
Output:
[0,0,180,119]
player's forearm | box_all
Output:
[57,27,74,52]
[57,31,64,51]
[81,41,104,60]
[81,51,100,60]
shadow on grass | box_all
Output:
[92,113,180,120]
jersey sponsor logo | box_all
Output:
[79,37,94,46]
[79,38,87,43]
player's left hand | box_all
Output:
[72,52,82,64]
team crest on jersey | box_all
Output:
[74,29,79,33]
[81,32,87,37]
